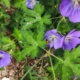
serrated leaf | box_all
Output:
[62,65,71,80]
[42,14,51,25]
[22,31,38,46]
[63,46,80,76]
[23,45,37,56]
[1,0,10,8]
[1,37,16,50]
[14,0,27,11]
[13,28,22,40]
[34,3,44,15]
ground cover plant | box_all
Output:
[0,0,80,80]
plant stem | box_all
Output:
[56,17,63,30]
[51,16,62,20]
[20,54,46,80]
[51,53,64,63]
[39,46,64,63]
[49,55,56,80]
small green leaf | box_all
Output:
[34,3,44,15]
[42,14,51,25]
[1,0,10,8]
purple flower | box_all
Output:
[0,51,11,68]
[44,29,62,49]
[59,0,80,23]
[61,29,80,50]
[26,0,36,9]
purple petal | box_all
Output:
[63,36,80,50]
[61,36,73,50]
[26,3,34,9]
[45,29,57,36]
[68,29,75,35]
[59,0,73,17]
[69,37,80,48]
[26,0,36,9]
[71,31,80,37]
[62,42,67,50]
[53,39,62,49]
[63,41,73,50]
[49,42,54,48]
[66,42,73,50]
[68,29,80,37]
[0,51,11,68]
[60,36,65,48]
[44,29,57,40]
[69,9,80,23]
[1,58,11,67]
[53,35,62,49]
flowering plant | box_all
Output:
[0,0,80,80]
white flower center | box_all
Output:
[49,35,57,41]
[0,54,3,60]
[31,0,36,5]
[65,36,72,43]
[72,0,80,7]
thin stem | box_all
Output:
[20,54,46,80]
[51,53,64,63]
[56,17,63,30]
[49,55,56,80]
[38,46,64,63]
[51,16,62,20]
[64,18,70,30]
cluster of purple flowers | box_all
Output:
[44,29,80,51]
[0,51,11,68]
[59,0,80,23]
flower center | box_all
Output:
[72,0,80,7]
[31,0,36,5]
[49,35,57,41]
[0,54,3,60]
[65,36,72,43]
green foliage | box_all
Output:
[24,66,38,80]
[13,28,45,58]
[34,3,44,15]
[63,46,80,76]
[13,0,27,11]
[1,0,80,80]
[52,46,80,80]
[0,0,10,8]
[12,3,51,59]
[0,36,16,51]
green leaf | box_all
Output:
[63,46,80,76]
[55,46,80,80]
[13,28,22,40]
[14,0,27,11]
[34,3,44,15]
[1,0,10,8]
[13,50,26,62]
[23,45,38,58]
[42,14,51,25]
[22,31,38,46]
[1,37,16,50]
[62,65,71,80]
